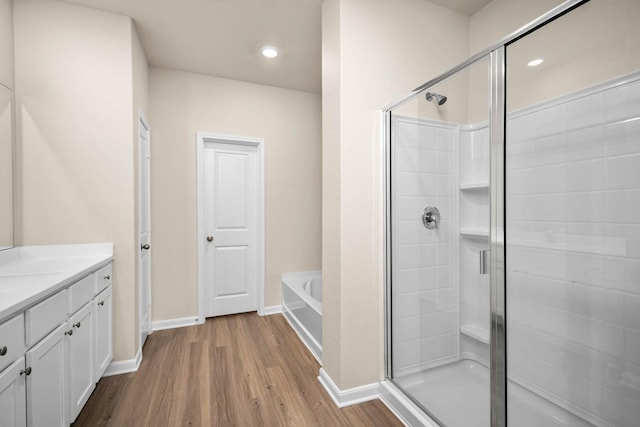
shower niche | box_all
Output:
[457,123,490,365]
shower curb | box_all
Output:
[379,381,439,427]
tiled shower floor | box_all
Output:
[394,360,592,427]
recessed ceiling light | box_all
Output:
[527,58,544,67]
[261,46,279,59]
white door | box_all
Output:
[138,116,151,347]
[204,142,258,317]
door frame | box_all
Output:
[196,132,265,323]
[138,112,152,349]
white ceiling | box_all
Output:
[429,0,492,16]
[61,0,491,94]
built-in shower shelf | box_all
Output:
[460,324,490,344]
[460,228,489,238]
[459,182,489,191]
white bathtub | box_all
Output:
[281,271,322,362]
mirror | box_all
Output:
[0,82,13,250]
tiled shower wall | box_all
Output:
[392,117,457,376]
[506,74,640,426]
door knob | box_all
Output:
[206,236,214,242]
[141,244,150,250]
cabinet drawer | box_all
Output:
[0,314,25,372]
[68,274,95,315]
[25,289,67,347]
[95,264,112,294]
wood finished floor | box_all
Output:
[74,312,403,427]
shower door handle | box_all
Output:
[479,250,490,275]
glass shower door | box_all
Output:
[388,56,493,427]
[505,0,640,425]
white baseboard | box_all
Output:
[103,348,142,377]
[259,305,282,316]
[152,316,199,331]
[318,368,380,408]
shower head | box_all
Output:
[425,92,447,106]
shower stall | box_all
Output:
[382,1,640,426]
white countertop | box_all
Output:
[0,244,113,323]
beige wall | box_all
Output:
[148,67,321,321]
[469,0,640,111]
[0,0,12,250]
[13,0,143,361]
[469,0,564,55]
[0,0,13,88]
[321,0,342,379]
[322,0,469,389]
[502,0,640,111]
[464,0,564,121]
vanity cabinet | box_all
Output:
[66,302,95,422]
[0,313,26,427]
[0,258,113,427]
[95,264,112,294]
[94,286,112,380]
[0,314,25,372]
[25,324,66,427]
[0,357,27,427]
[25,290,67,348]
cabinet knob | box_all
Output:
[20,367,32,376]
[141,243,150,250]
[206,236,214,242]
[0,346,7,356]
[104,275,111,280]
[73,322,81,328]
[65,330,73,336]
[98,301,105,306]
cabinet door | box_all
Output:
[26,323,66,427]
[94,286,112,380]
[0,314,25,373]
[0,357,27,427]
[66,302,95,423]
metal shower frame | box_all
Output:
[382,1,590,426]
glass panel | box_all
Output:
[505,1,640,426]
[389,56,491,426]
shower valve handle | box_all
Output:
[422,206,440,230]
